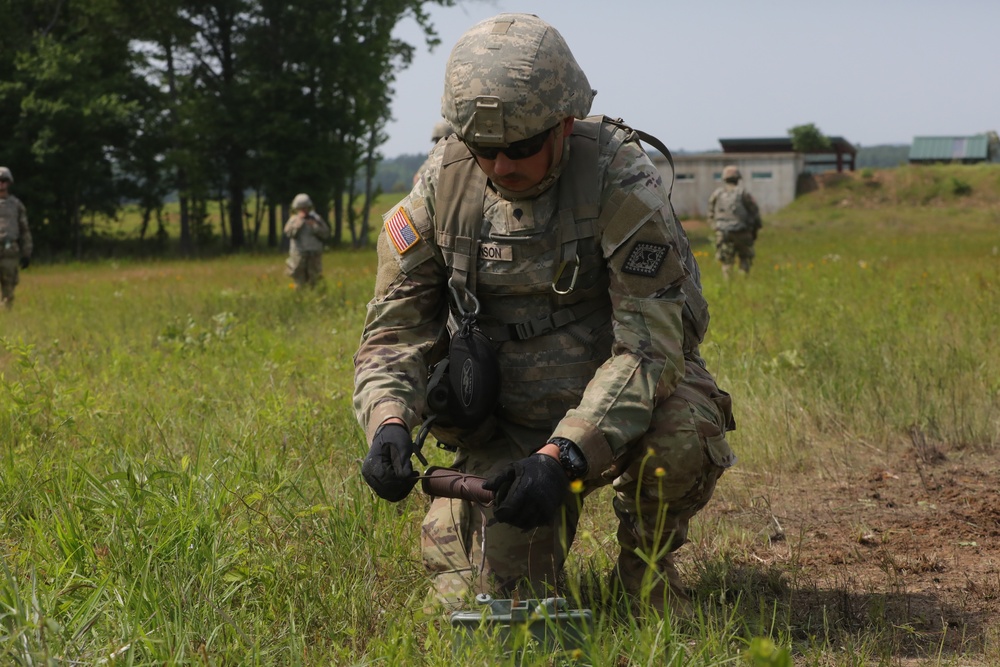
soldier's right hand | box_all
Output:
[361,423,418,502]
[482,454,568,530]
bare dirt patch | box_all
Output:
[696,430,1000,663]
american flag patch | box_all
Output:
[384,206,419,254]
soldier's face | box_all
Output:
[473,117,573,193]
[0,180,8,197]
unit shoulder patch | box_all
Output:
[622,241,670,277]
[384,206,420,254]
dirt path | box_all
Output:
[697,430,999,664]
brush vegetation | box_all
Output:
[1,165,998,665]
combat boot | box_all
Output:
[613,550,692,621]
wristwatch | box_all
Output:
[548,437,589,479]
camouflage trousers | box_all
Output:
[714,228,756,272]
[421,359,735,613]
[0,257,20,308]
[285,251,323,288]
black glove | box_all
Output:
[483,454,568,530]
[361,423,418,502]
[19,257,29,269]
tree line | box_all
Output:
[0,0,454,258]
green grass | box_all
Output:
[1,167,998,664]
[708,197,1000,471]
[96,192,405,250]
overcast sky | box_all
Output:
[383,0,999,157]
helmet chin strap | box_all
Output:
[491,121,570,201]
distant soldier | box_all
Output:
[283,193,330,289]
[414,120,454,185]
[430,120,452,145]
[0,167,32,309]
[707,165,762,278]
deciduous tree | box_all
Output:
[788,123,832,153]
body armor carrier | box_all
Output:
[0,197,24,257]
[429,115,709,430]
[712,185,751,232]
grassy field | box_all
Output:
[1,166,998,665]
[91,192,402,257]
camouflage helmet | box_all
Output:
[441,13,595,146]
[0,167,12,183]
[722,165,741,182]
[431,120,452,143]
[291,193,313,210]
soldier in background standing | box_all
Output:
[414,119,454,185]
[707,165,762,278]
[283,193,330,289]
[430,119,452,146]
[354,13,735,618]
[0,167,32,309]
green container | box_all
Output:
[450,594,593,658]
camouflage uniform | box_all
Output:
[0,168,31,308]
[284,193,330,288]
[707,167,762,276]
[354,14,735,615]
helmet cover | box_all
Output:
[442,13,594,146]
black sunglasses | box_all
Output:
[464,127,553,161]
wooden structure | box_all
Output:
[719,137,857,173]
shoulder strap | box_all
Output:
[634,128,675,197]
[601,117,675,198]
[593,116,709,352]
[551,117,603,295]
[435,137,487,315]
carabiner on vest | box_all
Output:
[448,279,481,319]
[551,254,579,295]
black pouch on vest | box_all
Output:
[425,319,500,429]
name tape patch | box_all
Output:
[384,206,420,254]
[622,241,669,277]
[477,242,513,262]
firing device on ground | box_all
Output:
[415,458,593,659]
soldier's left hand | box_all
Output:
[483,454,568,530]
[19,257,29,270]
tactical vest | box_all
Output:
[0,197,23,258]
[712,185,750,231]
[0,197,22,242]
[432,116,709,427]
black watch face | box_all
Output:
[558,442,587,476]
